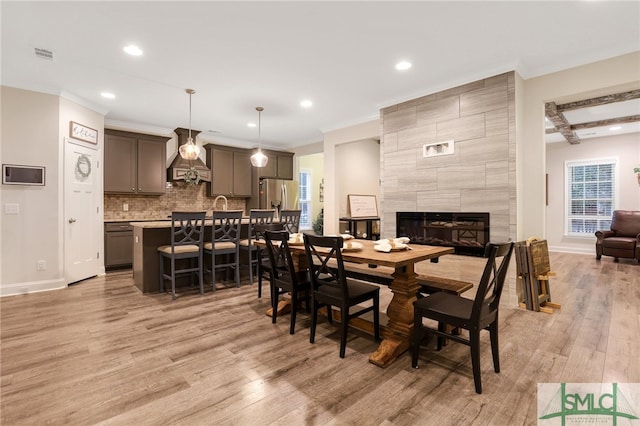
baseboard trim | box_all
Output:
[547,245,594,255]
[0,278,66,297]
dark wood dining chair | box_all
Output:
[204,210,242,290]
[157,211,206,300]
[279,209,302,233]
[264,230,312,334]
[240,209,275,284]
[255,222,285,298]
[303,234,380,358]
[411,241,514,394]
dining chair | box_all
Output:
[264,230,312,334]
[279,209,302,233]
[240,209,275,284]
[157,211,206,300]
[204,210,242,290]
[303,234,380,358]
[411,241,514,394]
[255,222,285,298]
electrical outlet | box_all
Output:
[36,260,46,271]
[123,203,129,212]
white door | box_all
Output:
[64,137,99,284]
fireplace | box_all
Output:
[396,212,490,256]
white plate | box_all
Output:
[373,243,408,252]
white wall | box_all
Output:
[1,86,104,295]
[336,139,380,219]
[519,52,640,241]
[546,133,640,253]
[323,120,380,235]
[298,153,324,229]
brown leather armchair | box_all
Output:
[595,210,640,262]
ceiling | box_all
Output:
[2,1,639,150]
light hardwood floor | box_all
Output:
[1,252,639,425]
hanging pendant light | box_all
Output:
[178,88,201,160]
[250,106,268,167]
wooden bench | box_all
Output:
[327,261,473,296]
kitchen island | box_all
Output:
[130,218,252,294]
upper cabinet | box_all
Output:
[257,150,294,180]
[104,130,169,195]
[205,145,252,197]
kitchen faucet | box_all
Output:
[213,195,228,211]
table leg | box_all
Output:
[369,263,419,367]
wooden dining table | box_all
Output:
[259,238,454,368]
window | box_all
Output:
[565,159,616,235]
[299,170,312,229]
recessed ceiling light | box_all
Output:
[247,122,257,128]
[609,126,622,131]
[300,99,313,108]
[123,45,143,56]
[101,92,116,99]
[395,61,412,71]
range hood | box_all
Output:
[167,127,212,183]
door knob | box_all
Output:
[68,218,76,223]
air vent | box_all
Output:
[34,48,54,61]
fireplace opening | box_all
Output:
[396,212,490,256]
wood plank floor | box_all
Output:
[1,252,639,425]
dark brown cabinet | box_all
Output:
[205,145,252,197]
[104,130,169,195]
[257,150,294,180]
[104,222,133,268]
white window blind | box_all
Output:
[299,171,312,229]
[565,158,616,235]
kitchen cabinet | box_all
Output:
[257,150,294,180]
[104,222,133,268]
[104,130,169,195]
[205,145,252,197]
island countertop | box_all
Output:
[130,217,252,228]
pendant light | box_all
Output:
[178,88,201,160]
[250,106,268,167]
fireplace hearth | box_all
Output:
[396,212,490,256]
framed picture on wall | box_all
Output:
[348,194,378,218]
[69,121,98,145]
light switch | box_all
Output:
[123,203,129,212]
[4,203,19,214]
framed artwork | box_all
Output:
[348,194,378,218]
[69,121,98,145]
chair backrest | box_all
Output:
[248,209,275,243]
[264,230,299,286]
[212,210,242,244]
[170,211,206,250]
[280,209,302,233]
[303,234,350,298]
[471,241,514,322]
[255,222,285,243]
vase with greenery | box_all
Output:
[312,209,323,235]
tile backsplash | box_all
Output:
[104,182,247,221]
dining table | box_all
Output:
[259,237,454,368]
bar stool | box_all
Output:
[204,210,242,290]
[157,211,206,300]
[240,209,275,284]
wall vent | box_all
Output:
[34,48,54,61]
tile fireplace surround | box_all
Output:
[396,211,490,256]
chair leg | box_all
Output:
[470,329,482,394]
[339,307,348,358]
[198,253,204,295]
[290,290,297,335]
[258,267,263,298]
[326,305,333,324]
[310,300,318,344]
[271,282,278,324]
[211,252,217,292]
[436,322,445,351]
[411,308,422,368]
[171,257,176,300]
[247,250,254,284]
[158,254,164,293]
[373,293,380,341]
[489,321,500,373]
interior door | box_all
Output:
[64,137,99,284]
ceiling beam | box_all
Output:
[545,114,640,134]
[545,101,580,144]
[556,89,640,112]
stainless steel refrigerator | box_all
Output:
[258,178,299,220]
